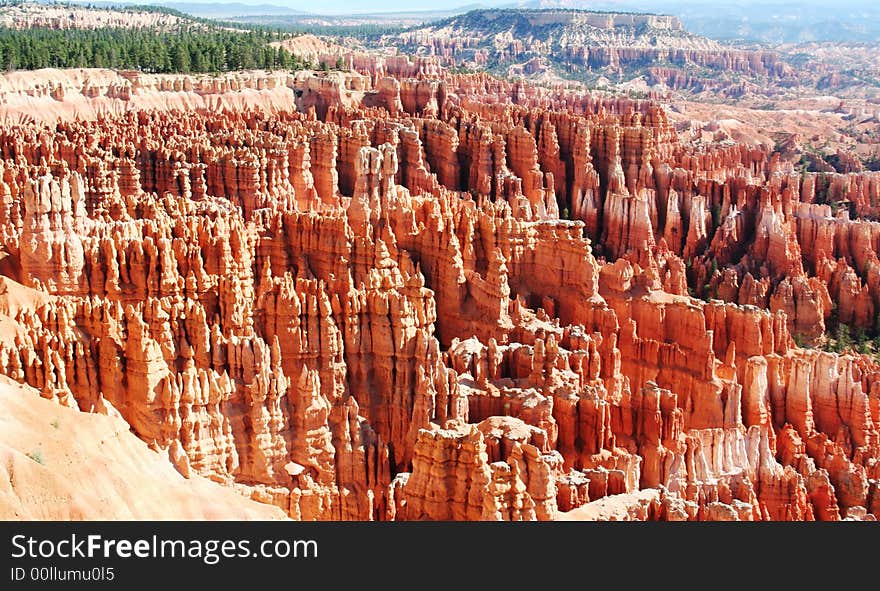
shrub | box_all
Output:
[26,448,44,465]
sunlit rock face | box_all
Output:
[0,65,877,522]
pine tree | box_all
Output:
[171,43,191,73]
[0,26,306,74]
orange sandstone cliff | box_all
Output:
[0,66,877,521]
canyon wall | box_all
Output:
[0,66,877,521]
[384,9,794,93]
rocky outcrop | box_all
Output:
[0,3,185,30]
[0,66,878,522]
[376,8,795,97]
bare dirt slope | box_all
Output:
[0,376,287,520]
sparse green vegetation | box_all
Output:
[812,172,831,205]
[234,22,405,38]
[798,303,880,361]
[26,447,43,465]
[711,204,722,227]
[448,64,479,75]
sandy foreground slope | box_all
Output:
[0,375,287,520]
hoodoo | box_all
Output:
[0,58,877,521]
